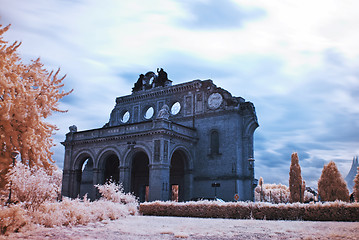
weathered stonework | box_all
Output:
[61,75,259,202]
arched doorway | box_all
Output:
[103,154,120,184]
[75,156,94,200]
[131,151,149,202]
[170,150,186,202]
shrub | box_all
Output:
[5,162,61,209]
[255,183,314,203]
[95,181,138,204]
[140,201,359,221]
[1,163,138,235]
[31,196,135,227]
[0,204,27,235]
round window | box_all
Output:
[121,111,130,123]
[171,102,181,115]
[144,107,154,119]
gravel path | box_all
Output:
[3,215,359,240]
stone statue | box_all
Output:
[156,68,168,87]
[132,74,144,92]
[69,125,77,133]
[156,104,170,120]
[132,69,171,92]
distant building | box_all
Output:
[61,70,259,202]
[345,156,359,193]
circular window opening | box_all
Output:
[144,107,154,119]
[121,111,130,123]
[171,102,181,115]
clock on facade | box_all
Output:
[207,93,223,109]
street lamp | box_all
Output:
[7,150,20,204]
[248,158,255,170]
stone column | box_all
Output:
[71,169,82,198]
[119,166,130,192]
[61,170,71,197]
[92,168,101,199]
[184,170,194,201]
[149,163,170,201]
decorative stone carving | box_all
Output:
[132,74,144,92]
[156,104,170,120]
[132,68,172,92]
[144,71,157,89]
[207,92,223,109]
[69,125,77,133]
[156,68,169,87]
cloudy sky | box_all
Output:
[1,0,358,188]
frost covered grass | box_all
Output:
[140,200,359,221]
[0,163,138,235]
[3,215,359,240]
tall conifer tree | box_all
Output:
[289,152,304,202]
[318,161,349,202]
[0,25,72,189]
[258,177,264,201]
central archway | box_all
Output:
[103,154,120,184]
[131,151,149,202]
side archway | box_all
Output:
[169,147,193,201]
[130,150,150,202]
[72,151,95,199]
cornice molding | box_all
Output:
[116,80,204,104]
[62,128,197,147]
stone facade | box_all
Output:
[61,74,259,202]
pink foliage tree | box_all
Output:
[318,161,349,202]
[0,24,72,189]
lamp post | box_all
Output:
[248,158,255,201]
[7,150,20,204]
[211,182,220,198]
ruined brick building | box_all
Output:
[61,69,259,202]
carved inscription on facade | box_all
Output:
[134,106,139,122]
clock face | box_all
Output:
[207,93,223,109]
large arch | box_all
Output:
[123,144,152,167]
[169,147,192,201]
[73,151,95,199]
[130,151,150,202]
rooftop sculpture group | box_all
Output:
[132,68,172,92]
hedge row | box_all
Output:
[139,201,359,221]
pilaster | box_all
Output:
[149,163,170,201]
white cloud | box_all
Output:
[1,0,358,187]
